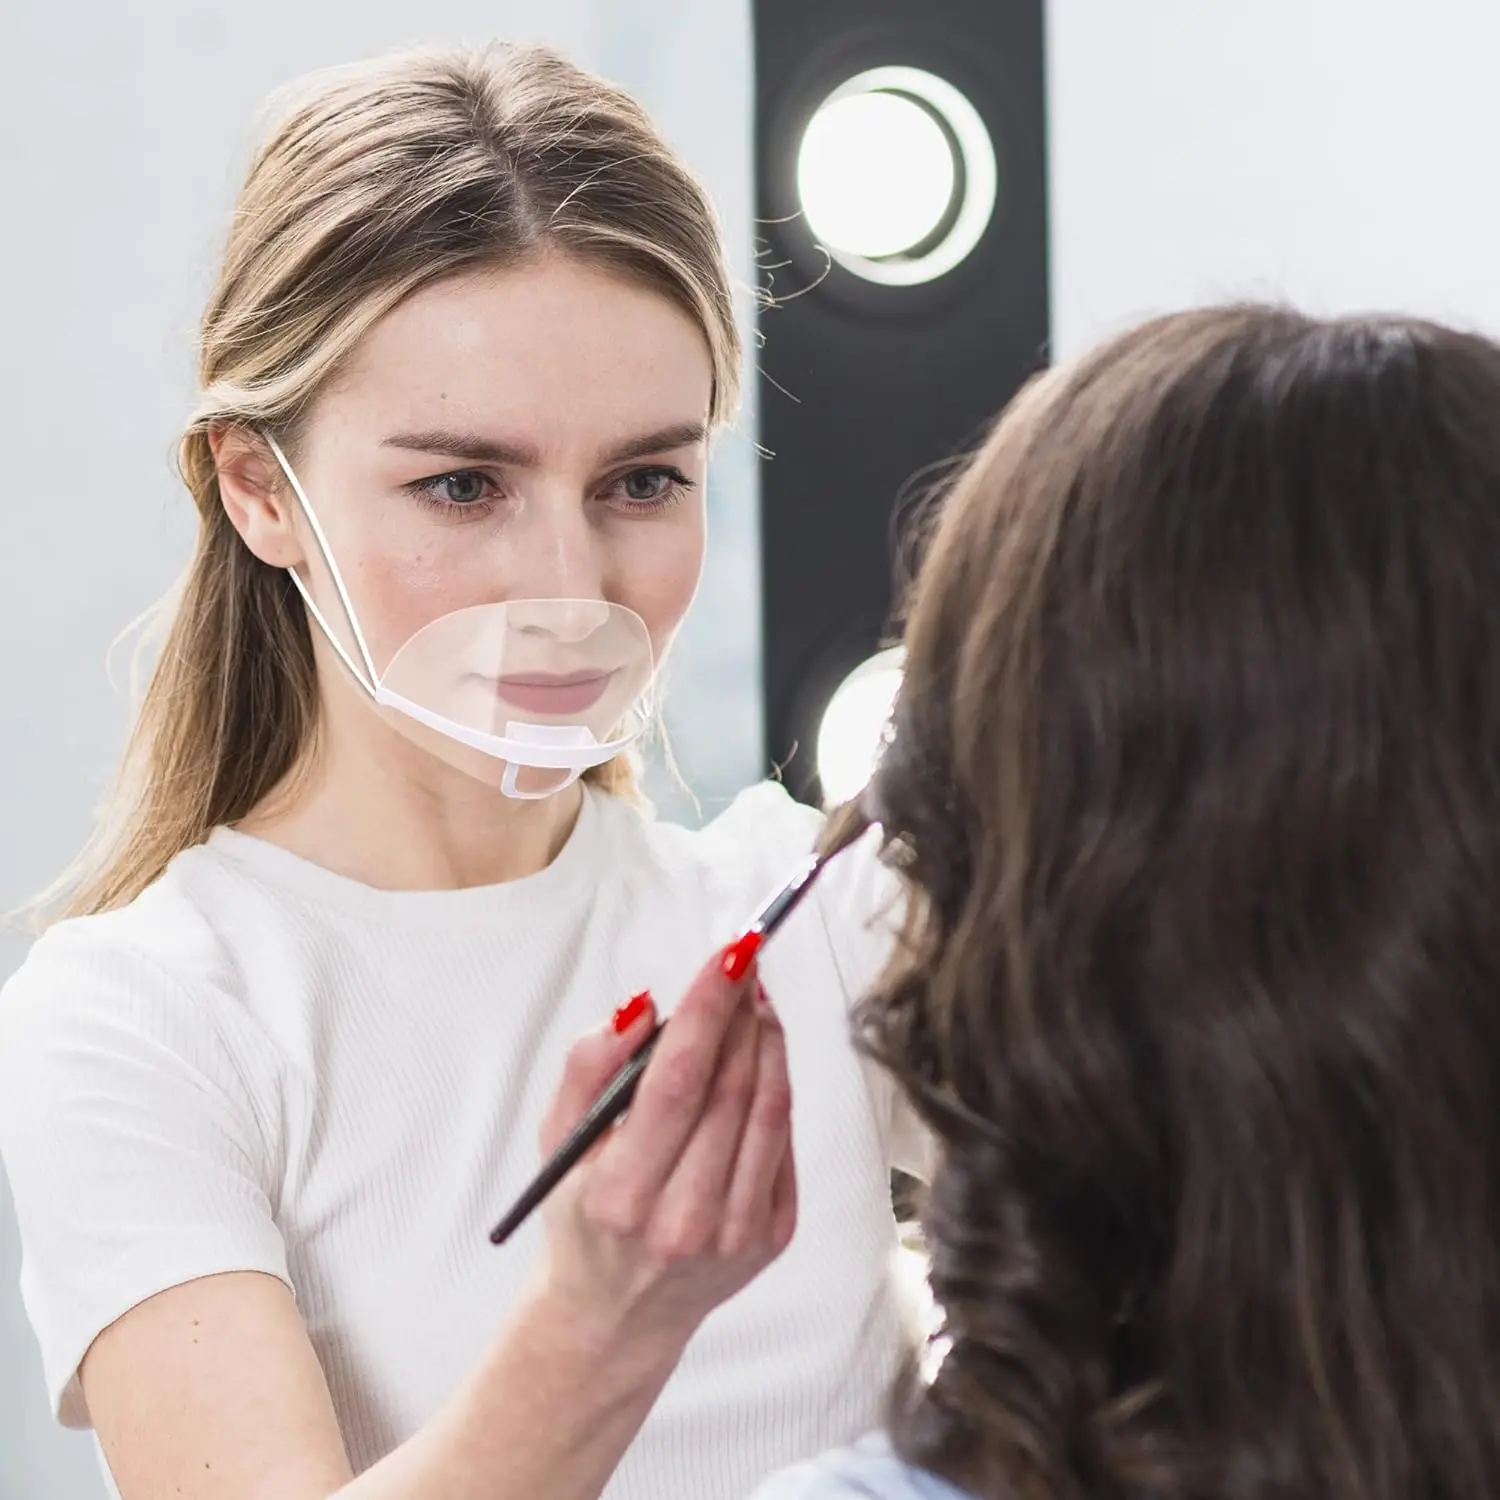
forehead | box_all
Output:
[329,255,715,448]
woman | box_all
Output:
[0,42,922,1500]
[753,305,1500,1499]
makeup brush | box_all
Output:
[488,796,874,1246]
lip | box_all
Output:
[489,670,616,716]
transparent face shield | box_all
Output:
[265,435,655,799]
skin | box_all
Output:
[219,253,711,888]
[78,254,797,1500]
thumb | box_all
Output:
[540,990,657,1155]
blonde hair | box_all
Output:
[44,42,742,922]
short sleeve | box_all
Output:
[0,921,291,1428]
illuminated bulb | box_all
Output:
[798,91,957,260]
[794,67,999,287]
[816,648,905,805]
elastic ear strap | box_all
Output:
[264,433,380,688]
[285,570,378,696]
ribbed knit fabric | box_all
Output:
[0,782,925,1500]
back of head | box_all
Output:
[865,305,1500,1499]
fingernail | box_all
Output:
[756,980,772,1008]
[721,931,763,983]
[611,990,653,1035]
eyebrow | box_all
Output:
[381,420,709,468]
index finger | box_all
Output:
[593,946,756,1193]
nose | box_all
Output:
[505,491,606,592]
[511,596,613,643]
[497,492,612,642]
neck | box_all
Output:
[236,709,587,890]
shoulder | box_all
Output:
[0,847,290,1138]
[4,846,244,1019]
[621,779,824,875]
[747,1433,972,1500]
[597,780,906,999]
[603,779,898,909]
[594,780,824,920]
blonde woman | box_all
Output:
[0,44,922,1500]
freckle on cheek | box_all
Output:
[357,550,478,660]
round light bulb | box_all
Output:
[815,648,906,805]
[797,91,958,260]
[794,67,999,287]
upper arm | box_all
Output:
[0,927,306,1435]
[83,1271,354,1500]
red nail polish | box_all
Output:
[612,990,653,1035]
[756,980,771,1007]
[721,931,762,982]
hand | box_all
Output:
[532,949,797,1359]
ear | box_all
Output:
[211,425,306,568]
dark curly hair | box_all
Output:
[859,305,1500,1500]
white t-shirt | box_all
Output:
[748,1433,969,1500]
[0,782,926,1500]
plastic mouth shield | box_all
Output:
[266,435,654,798]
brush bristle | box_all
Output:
[814,795,873,861]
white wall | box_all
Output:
[9,0,1500,1495]
[0,5,757,1496]
[1046,0,1500,355]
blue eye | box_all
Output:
[406,469,497,516]
[610,466,696,513]
[623,470,670,502]
[438,472,488,505]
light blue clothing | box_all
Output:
[746,1432,972,1500]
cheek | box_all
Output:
[345,528,487,666]
[616,513,705,646]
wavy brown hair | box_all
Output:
[861,305,1500,1500]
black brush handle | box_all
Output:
[489,1024,663,1245]
[750,853,820,937]
[487,833,860,1248]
